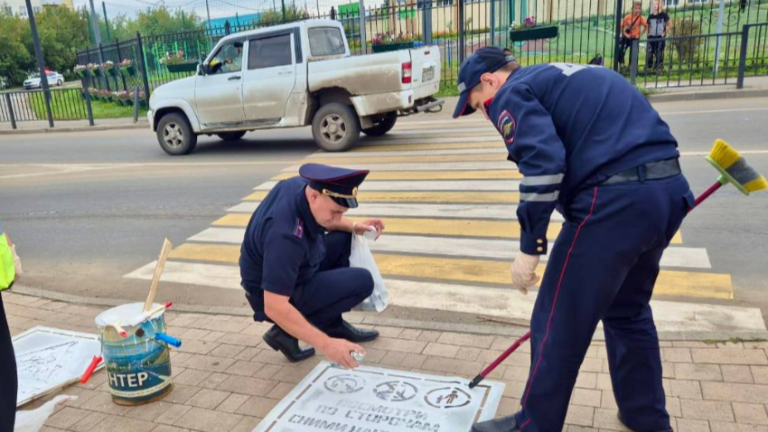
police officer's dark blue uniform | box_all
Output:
[240,163,380,363]
[455,48,693,432]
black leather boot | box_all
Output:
[471,415,520,432]
[618,413,674,432]
[262,325,315,363]
[323,320,379,343]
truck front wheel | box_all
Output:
[312,103,360,152]
[362,112,397,137]
[157,113,198,156]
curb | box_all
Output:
[10,284,768,342]
[648,88,768,103]
[0,122,148,135]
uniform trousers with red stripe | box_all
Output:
[513,174,693,432]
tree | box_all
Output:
[258,5,309,25]
[23,5,90,77]
[0,14,34,85]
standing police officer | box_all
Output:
[240,163,384,369]
[454,47,693,432]
[1,217,18,432]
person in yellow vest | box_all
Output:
[1,217,18,432]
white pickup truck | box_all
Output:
[148,19,443,155]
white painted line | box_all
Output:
[384,279,767,333]
[395,118,489,127]
[382,126,495,136]
[283,161,515,172]
[124,261,242,291]
[680,150,768,157]
[360,136,500,145]
[254,179,520,191]
[190,228,245,244]
[124,263,765,333]
[187,228,710,269]
[660,107,768,116]
[309,148,506,158]
[227,202,555,221]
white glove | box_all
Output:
[510,251,541,294]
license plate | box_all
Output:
[423,67,435,82]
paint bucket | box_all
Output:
[95,303,173,405]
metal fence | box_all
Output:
[3,0,762,128]
[0,88,89,125]
[76,0,768,89]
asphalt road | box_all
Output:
[1,96,767,323]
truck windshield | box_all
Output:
[308,27,345,57]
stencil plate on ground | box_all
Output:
[13,326,102,406]
[253,361,505,432]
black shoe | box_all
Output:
[323,320,379,343]
[471,415,520,432]
[263,325,316,363]
[618,412,674,432]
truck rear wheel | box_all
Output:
[312,103,360,152]
[362,112,397,137]
[157,113,197,156]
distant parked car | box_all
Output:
[0,77,8,89]
[23,71,65,90]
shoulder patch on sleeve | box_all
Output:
[293,218,304,239]
[496,110,517,145]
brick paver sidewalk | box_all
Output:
[5,291,768,432]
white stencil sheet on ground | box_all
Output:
[253,361,506,432]
[13,326,102,406]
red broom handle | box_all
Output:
[469,332,531,388]
[691,181,723,211]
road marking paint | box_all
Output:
[254,179,519,192]
[271,170,522,181]
[383,280,763,332]
[227,202,554,220]
[358,136,500,145]
[244,190,521,204]
[303,153,507,165]
[212,215,562,239]
[349,142,501,152]
[281,161,515,172]
[137,248,730,299]
[373,253,731,299]
[308,147,506,158]
[189,228,708,269]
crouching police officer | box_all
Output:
[454,47,693,432]
[240,163,384,368]
[1,217,18,432]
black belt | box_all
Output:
[601,158,681,185]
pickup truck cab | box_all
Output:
[148,19,443,155]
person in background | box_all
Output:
[619,1,648,71]
[0,217,19,432]
[647,0,671,74]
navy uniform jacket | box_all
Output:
[240,177,326,318]
[487,63,680,256]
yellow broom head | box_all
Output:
[709,139,742,170]
[707,139,768,194]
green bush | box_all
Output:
[672,18,704,64]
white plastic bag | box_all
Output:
[15,395,77,432]
[349,232,389,312]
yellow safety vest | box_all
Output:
[0,218,15,291]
